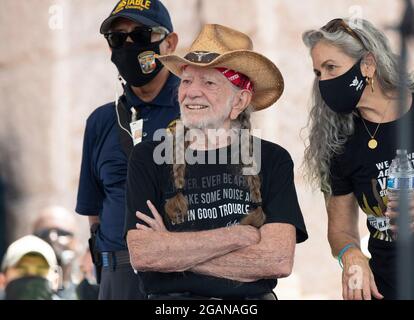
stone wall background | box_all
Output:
[0,0,413,299]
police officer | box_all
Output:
[75,0,179,300]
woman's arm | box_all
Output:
[326,193,360,256]
[326,193,383,300]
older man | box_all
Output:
[124,24,308,300]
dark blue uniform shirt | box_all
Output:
[76,73,180,251]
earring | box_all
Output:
[366,77,374,93]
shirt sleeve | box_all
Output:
[329,154,353,196]
[123,142,161,237]
[263,151,308,243]
[75,118,103,216]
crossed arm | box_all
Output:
[126,201,296,282]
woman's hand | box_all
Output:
[341,247,383,300]
[385,198,414,235]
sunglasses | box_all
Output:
[104,26,169,49]
[35,228,74,239]
[321,18,367,50]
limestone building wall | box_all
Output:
[0,0,411,299]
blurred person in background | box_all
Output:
[302,18,414,300]
[0,235,59,300]
[32,205,89,299]
[75,0,179,299]
[75,247,100,300]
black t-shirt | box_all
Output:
[124,137,308,297]
[330,93,414,298]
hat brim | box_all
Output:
[100,12,160,34]
[157,50,284,111]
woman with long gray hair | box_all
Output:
[302,18,414,300]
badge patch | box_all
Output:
[138,51,157,74]
[112,0,152,15]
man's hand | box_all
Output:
[385,198,414,235]
[135,200,168,232]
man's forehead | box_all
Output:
[182,66,223,79]
[110,17,143,30]
[34,206,76,234]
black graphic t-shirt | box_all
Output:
[124,137,308,297]
[330,93,414,298]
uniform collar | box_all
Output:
[123,72,179,109]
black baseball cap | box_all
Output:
[100,0,173,34]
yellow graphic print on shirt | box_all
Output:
[360,179,393,242]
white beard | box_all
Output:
[180,95,234,130]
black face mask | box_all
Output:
[319,59,367,114]
[111,40,164,87]
[5,276,53,300]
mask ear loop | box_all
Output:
[114,74,133,139]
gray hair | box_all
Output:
[302,18,414,194]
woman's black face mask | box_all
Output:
[111,39,164,87]
[318,59,367,114]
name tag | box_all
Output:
[130,119,143,146]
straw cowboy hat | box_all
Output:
[156,24,284,111]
